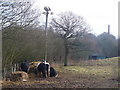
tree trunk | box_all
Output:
[64,38,69,66]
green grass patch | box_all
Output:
[55,57,118,78]
[56,66,113,77]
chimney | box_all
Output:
[108,25,110,34]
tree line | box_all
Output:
[2,26,118,66]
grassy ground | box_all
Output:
[2,57,119,88]
[54,57,118,88]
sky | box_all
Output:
[33,0,119,37]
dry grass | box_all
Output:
[68,57,118,66]
[2,80,58,86]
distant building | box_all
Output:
[88,53,107,60]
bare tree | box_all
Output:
[51,11,91,66]
[0,0,40,29]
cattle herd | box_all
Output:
[21,60,57,78]
[9,60,58,81]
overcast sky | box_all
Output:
[33,0,119,37]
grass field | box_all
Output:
[2,57,119,88]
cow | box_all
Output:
[37,62,46,78]
[50,67,58,77]
[37,60,50,78]
[20,60,29,73]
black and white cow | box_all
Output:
[37,60,50,78]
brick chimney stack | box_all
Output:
[108,25,110,34]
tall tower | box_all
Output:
[108,25,110,34]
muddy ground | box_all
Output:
[2,71,118,89]
[1,58,119,89]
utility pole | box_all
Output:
[43,6,51,60]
